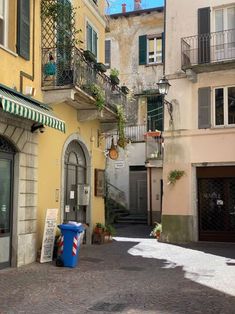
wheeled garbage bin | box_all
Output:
[58,223,84,268]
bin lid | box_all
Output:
[58,223,84,233]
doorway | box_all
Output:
[64,140,87,223]
[0,137,15,269]
[129,166,147,215]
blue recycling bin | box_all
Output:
[58,224,84,268]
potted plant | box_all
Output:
[150,222,162,240]
[83,50,97,63]
[121,85,129,94]
[110,68,120,85]
[167,170,185,185]
[95,62,107,73]
[88,83,105,111]
[94,223,105,234]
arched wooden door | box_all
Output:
[64,140,87,223]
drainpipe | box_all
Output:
[122,3,126,13]
[149,167,153,225]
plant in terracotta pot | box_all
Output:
[150,222,162,240]
[94,223,105,234]
[110,68,120,85]
[167,170,185,185]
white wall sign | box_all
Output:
[40,208,58,263]
[114,161,125,169]
[77,184,90,206]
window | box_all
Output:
[86,22,97,58]
[147,96,163,131]
[105,40,111,68]
[214,86,235,126]
[147,36,162,64]
[139,34,163,65]
[0,0,7,46]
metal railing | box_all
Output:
[181,28,235,69]
[41,46,127,112]
[145,132,163,160]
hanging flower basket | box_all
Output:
[110,74,120,85]
[95,62,107,73]
[83,50,96,63]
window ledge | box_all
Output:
[145,63,163,67]
[0,45,18,57]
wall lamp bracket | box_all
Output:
[164,99,173,123]
[31,123,45,133]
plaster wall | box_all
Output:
[106,11,164,94]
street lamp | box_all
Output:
[157,76,173,123]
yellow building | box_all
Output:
[38,0,126,247]
[0,0,65,269]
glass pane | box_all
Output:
[156,38,162,52]
[215,9,224,32]
[148,38,154,62]
[228,7,235,29]
[0,159,11,234]
[68,152,78,164]
[0,0,3,18]
[215,88,224,125]
[228,87,235,124]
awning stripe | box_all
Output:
[0,91,65,133]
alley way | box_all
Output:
[1,225,235,314]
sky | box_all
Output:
[107,0,164,14]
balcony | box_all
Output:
[42,46,127,123]
[181,29,235,73]
[145,131,163,167]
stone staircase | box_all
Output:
[116,212,148,224]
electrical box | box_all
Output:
[77,184,90,206]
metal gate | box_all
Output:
[198,177,235,242]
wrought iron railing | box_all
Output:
[145,132,163,160]
[181,28,235,69]
[42,46,127,111]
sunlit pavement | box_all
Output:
[1,224,235,314]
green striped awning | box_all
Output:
[0,87,65,133]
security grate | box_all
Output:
[198,178,235,241]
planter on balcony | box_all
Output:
[44,62,56,76]
[83,50,96,63]
[110,75,120,85]
[121,85,129,94]
[95,62,107,73]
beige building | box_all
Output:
[105,5,164,224]
[162,0,235,242]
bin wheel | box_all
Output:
[56,258,64,267]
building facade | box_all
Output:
[162,0,235,242]
[38,0,126,247]
[0,0,65,269]
[105,6,164,224]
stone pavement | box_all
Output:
[1,224,235,314]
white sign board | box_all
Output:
[40,208,58,263]
[77,184,90,206]
[115,161,125,169]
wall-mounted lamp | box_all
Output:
[31,123,45,133]
[157,76,173,123]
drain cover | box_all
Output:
[90,302,126,312]
[119,266,144,271]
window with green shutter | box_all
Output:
[105,40,111,68]
[147,96,164,131]
[17,0,30,60]
[139,35,147,65]
[86,22,98,58]
[139,34,163,65]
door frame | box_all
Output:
[0,151,14,269]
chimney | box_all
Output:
[122,3,126,13]
[134,0,141,10]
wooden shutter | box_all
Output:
[17,0,30,60]
[93,31,98,58]
[198,7,210,64]
[105,40,111,68]
[161,32,165,63]
[198,87,211,129]
[139,35,147,65]
[87,23,92,52]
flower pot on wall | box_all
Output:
[83,50,96,63]
[110,75,120,85]
[95,62,107,73]
[121,86,129,94]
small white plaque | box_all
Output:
[65,205,70,213]
[70,191,75,199]
[114,161,125,169]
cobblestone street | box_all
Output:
[1,224,235,314]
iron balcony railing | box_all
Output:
[181,28,235,69]
[42,46,126,112]
[145,131,163,161]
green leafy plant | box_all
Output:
[116,105,127,149]
[150,222,162,239]
[105,224,116,236]
[110,68,119,77]
[167,170,185,185]
[110,68,120,85]
[89,83,105,111]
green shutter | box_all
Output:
[93,31,98,58]
[17,0,30,60]
[139,35,147,65]
[198,87,211,129]
[87,23,93,52]
[161,32,165,63]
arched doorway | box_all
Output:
[64,140,87,223]
[0,136,16,269]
